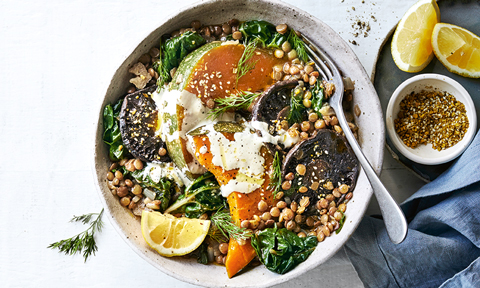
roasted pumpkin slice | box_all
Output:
[159,42,286,179]
[189,122,277,278]
[119,85,170,163]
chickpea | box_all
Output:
[107,171,114,181]
[321,214,329,224]
[309,75,317,85]
[297,232,307,238]
[112,178,120,186]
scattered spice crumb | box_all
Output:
[394,90,469,151]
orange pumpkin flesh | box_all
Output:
[191,133,276,277]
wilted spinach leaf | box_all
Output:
[251,226,317,274]
[164,172,224,217]
[156,31,206,86]
[131,169,175,212]
[103,100,128,161]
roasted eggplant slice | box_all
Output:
[251,79,298,134]
[119,85,170,163]
[281,129,359,213]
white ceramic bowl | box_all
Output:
[92,0,384,287]
[386,74,477,165]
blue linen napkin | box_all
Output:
[344,129,480,288]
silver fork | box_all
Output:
[301,34,408,244]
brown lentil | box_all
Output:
[258,200,268,212]
[120,196,131,207]
[281,181,291,190]
[296,164,306,175]
[285,172,295,181]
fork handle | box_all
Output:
[338,112,408,244]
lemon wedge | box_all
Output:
[141,210,210,257]
[431,23,480,78]
[391,0,440,72]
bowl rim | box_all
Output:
[386,73,477,165]
[91,0,385,286]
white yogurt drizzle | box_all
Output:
[152,88,301,197]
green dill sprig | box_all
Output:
[268,151,282,198]
[336,211,346,234]
[287,84,306,125]
[288,30,309,63]
[209,209,252,242]
[48,208,104,262]
[236,38,260,86]
[207,90,261,120]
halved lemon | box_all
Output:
[141,210,210,257]
[391,0,440,72]
[432,23,480,78]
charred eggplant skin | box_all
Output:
[282,129,359,212]
[252,80,298,130]
[119,85,170,163]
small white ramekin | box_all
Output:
[386,74,477,165]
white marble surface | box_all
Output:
[0,0,425,287]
